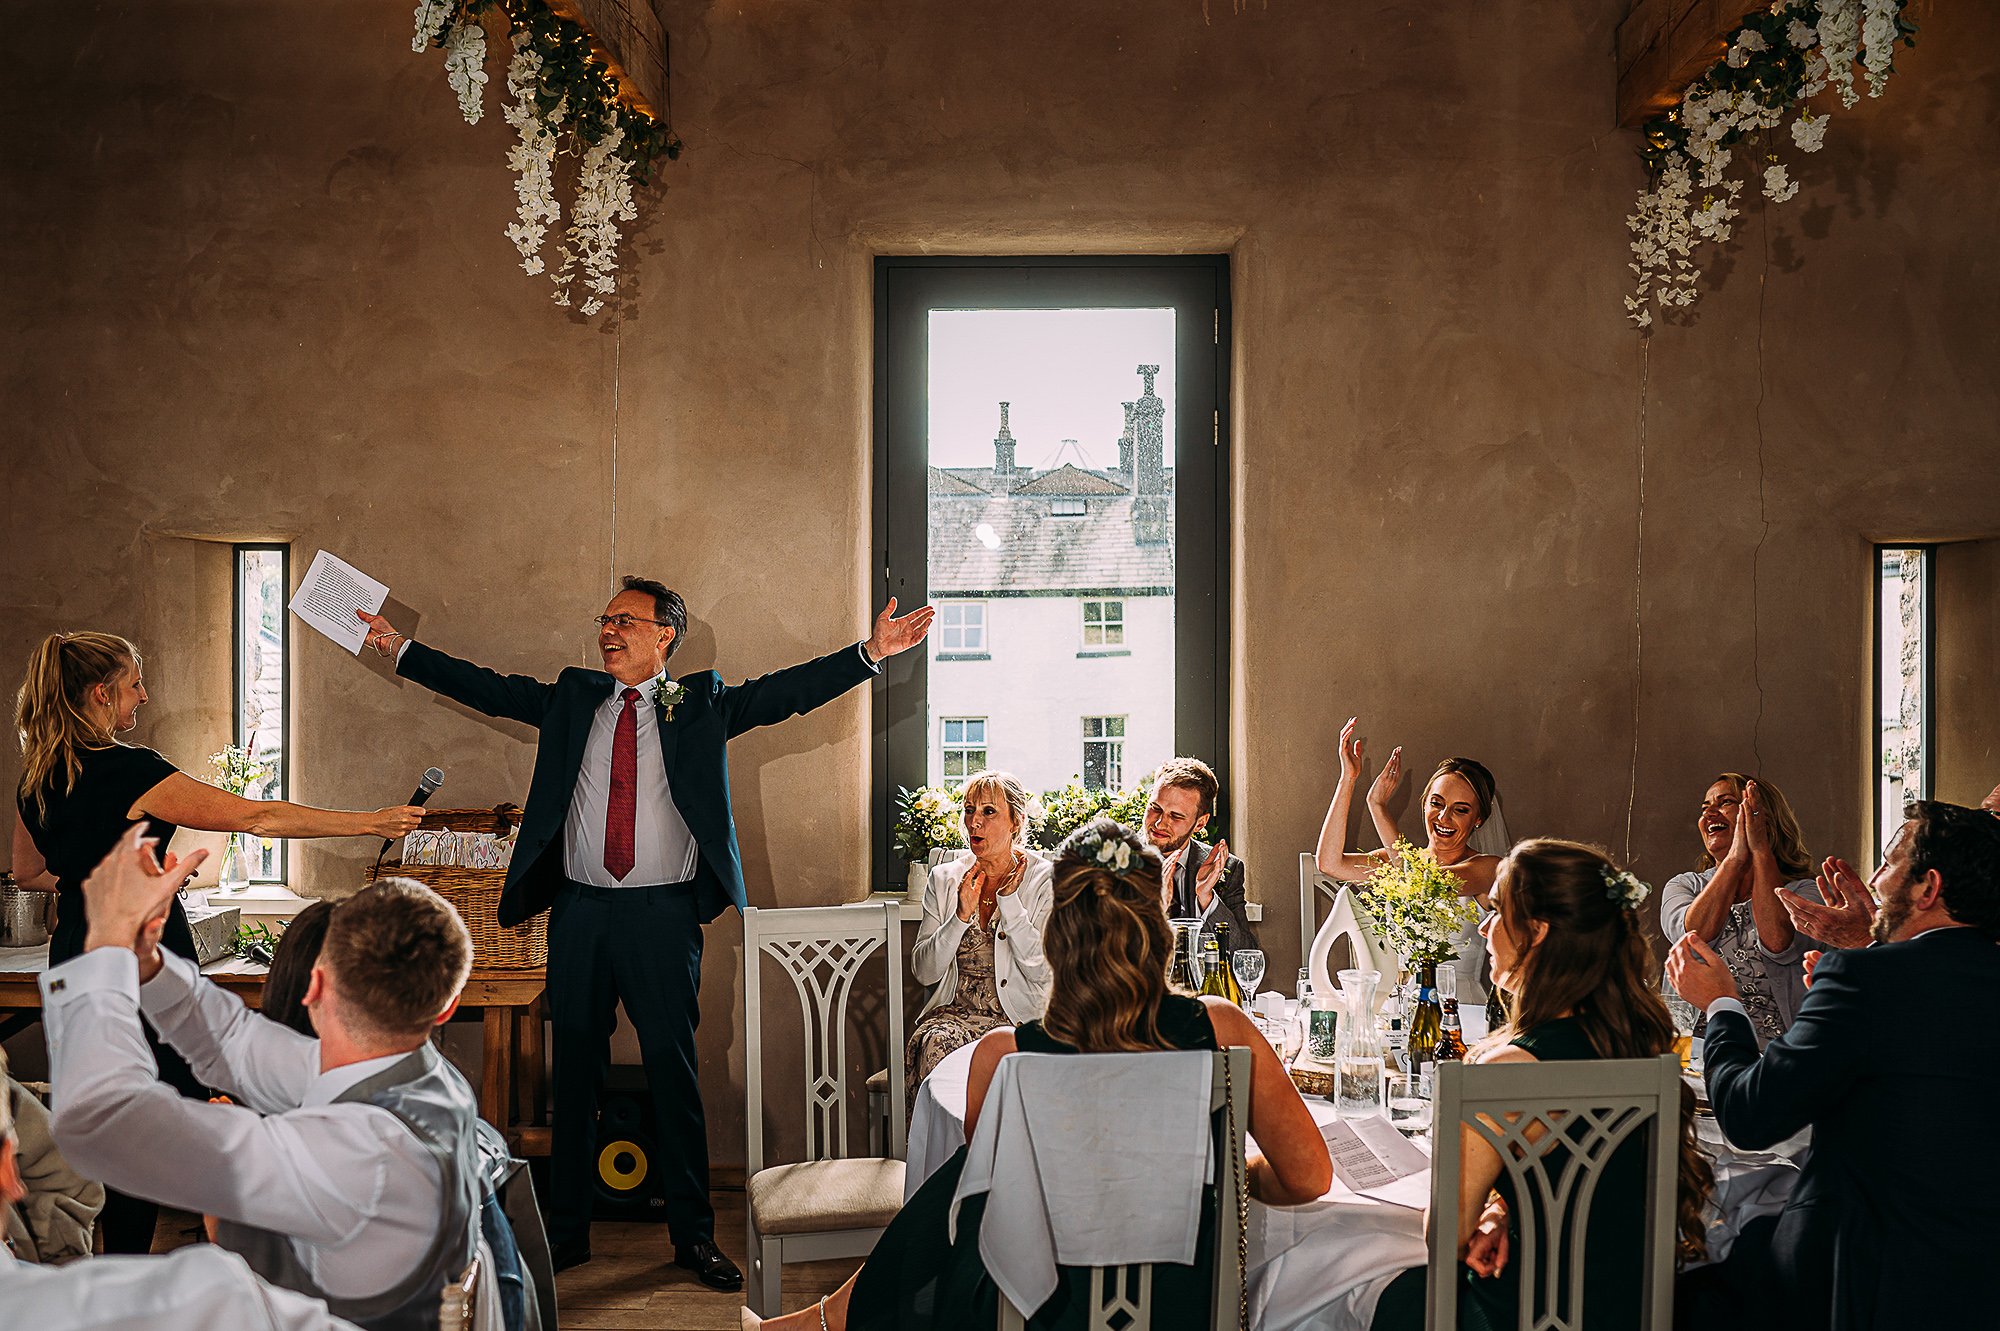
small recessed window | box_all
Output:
[1082,599,1125,649]
[1050,498,1087,517]
[1082,716,1126,789]
[942,718,989,781]
[938,601,987,654]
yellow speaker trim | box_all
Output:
[598,1139,649,1191]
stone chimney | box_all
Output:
[1117,401,1135,482]
[990,401,1016,496]
[1131,366,1169,544]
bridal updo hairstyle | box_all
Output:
[1038,818,1173,1054]
[1430,757,1497,825]
[1491,838,1713,1259]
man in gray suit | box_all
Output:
[1145,757,1255,949]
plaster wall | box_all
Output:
[5,0,1998,1166]
[1937,539,2000,809]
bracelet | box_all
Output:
[374,631,405,657]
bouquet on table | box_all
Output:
[893,786,966,898]
[1357,840,1480,966]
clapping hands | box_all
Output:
[1778,856,1877,950]
[82,826,210,981]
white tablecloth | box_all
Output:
[907,1046,1806,1331]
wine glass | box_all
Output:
[1662,977,1700,1071]
[1231,948,1267,1004]
[1277,1005,1305,1066]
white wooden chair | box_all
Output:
[1427,1054,1682,1331]
[743,901,908,1316]
[994,1046,1251,1331]
[438,1252,480,1331]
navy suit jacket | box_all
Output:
[397,639,876,927]
[1703,925,2000,1331]
[1167,839,1256,949]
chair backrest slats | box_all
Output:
[1428,1054,1681,1331]
[743,902,907,1176]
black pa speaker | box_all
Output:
[592,1066,670,1221]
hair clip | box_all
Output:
[1068,826,1135,874]
[1602,865,1651,910]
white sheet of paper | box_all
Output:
[288,550,388,656]
[1323,1114,1432,1208]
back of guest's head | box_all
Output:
[261,901,333,1038]
[320,879,472,1043]
[960,770,1036,846]
[1904,800,2000,939]
[1494,837,1711,1258]
[14,631,139,814]
[1151,757,1220,819]
[1696,772,1811,877]
[1041,819,1171,1053]
[1430,757,1497,823]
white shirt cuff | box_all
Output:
[395,638,412,664]
[40,946,139,1008]
[1705,997,1750,1025]
[857,641,881,673]
[138,948,201,1019]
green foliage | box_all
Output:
[1359,839,1480,965]
[897,770,1226,856]
[893,785,967,863]
[232,920,284,962]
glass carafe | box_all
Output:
[1334,968,1386,1117]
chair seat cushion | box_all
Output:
[865,1067,889,1093]
[749,1158,907,1236]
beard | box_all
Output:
[1871,882,1913,945]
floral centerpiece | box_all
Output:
[209,745,274,894]
[893,785,965,898]
[1356,840,1480,967]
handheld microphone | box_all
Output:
[382,768,445,857]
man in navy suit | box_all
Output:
[1667,799,2000,1331]
[358,580,932,1289]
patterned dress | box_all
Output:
[905,916,1010,1111]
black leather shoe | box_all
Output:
[674,1238,744,1291]
[551,1238,592,1273]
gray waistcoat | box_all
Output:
[216,1043,483,1331]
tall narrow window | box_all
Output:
[1875,545,1932,851]
[941,718,989,781]
[1081,716,1126,790]
[235,545,289,883]
[874,257,1228,880]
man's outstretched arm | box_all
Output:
[718,599,932,738]
[359,610,557,727]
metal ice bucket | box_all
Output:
[1,878,51,948]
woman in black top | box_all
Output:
[744,819,1332,1331]
[11,630,423,1251]
[1369,839,1715,1331]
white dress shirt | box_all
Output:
[41,949,444,1302]
[562,674,699,888]
[0,1240,362,1331]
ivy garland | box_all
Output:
[1625,0,1917,328]
[414,0,683,317]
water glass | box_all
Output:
[1385,1072,1430,1134]
[1278,1006,1306,1066]
[1232,948,1267,1004]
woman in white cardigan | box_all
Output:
[905,770,1054,1108]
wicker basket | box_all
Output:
[366,805,545,970]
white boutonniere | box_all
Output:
[654,675,686,723]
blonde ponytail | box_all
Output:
[15,632,138,817]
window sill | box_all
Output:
[188,883,312,925]
[936,652,992,662]
[1076,649,1131,658]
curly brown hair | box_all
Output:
[1491,838,1714,1262]
[1038,818,1175,1053]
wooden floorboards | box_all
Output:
[154,1189,860,1330]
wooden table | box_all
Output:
[0,944,550,1154]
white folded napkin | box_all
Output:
[950,1050,1214,1316]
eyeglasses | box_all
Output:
[594,614,671,631]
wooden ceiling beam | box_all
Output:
[549,0,670,119]
[1616,0,1744,127]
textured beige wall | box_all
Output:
[1937,539,2000,808]
[5,1,1998,1165]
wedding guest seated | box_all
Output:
[1668,800,2000,1331]
[1659,774,1821,1047]
[261,899,333,1036]
[746,818,1331,1330]
[1316,718,1504,998]
[1145,756,1256,948]
[1,957,361,1328]
[907,770,1053,1108]
[43,828,484,1331]
[1370,839,1713,1331]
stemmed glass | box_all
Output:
[1231,948,1267,1005]
[1662,978,1700,1071]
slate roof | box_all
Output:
[929,491,1174,595]
[1012,463,1130,496]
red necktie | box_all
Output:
[603,687,640,881]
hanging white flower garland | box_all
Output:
[411,2,679,319]
[1625,0,1916,327]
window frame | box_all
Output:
[940,716,990,782]
[1081,715,1127,790]
[1081,598,1126,650]
[1873,543,1935,853]
[936,600,989,659]
[232,543,291,884]
[872,256,1230,884]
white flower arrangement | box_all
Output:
[554,125,639,317]
[1626,0,1915,327]
[501,29,561,277]
[1602,866,1652,911]
[412,0,452,53]
[1068,825,1136,875]
[652,674,686,722]
[443,16,489,125]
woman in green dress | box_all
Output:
[745,818,1331,1331]
[1370,839,1715,1331]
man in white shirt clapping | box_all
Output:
[41,827,484,1331]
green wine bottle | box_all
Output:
[1407,963,1442,1070]
[1198,932,1242,1004]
